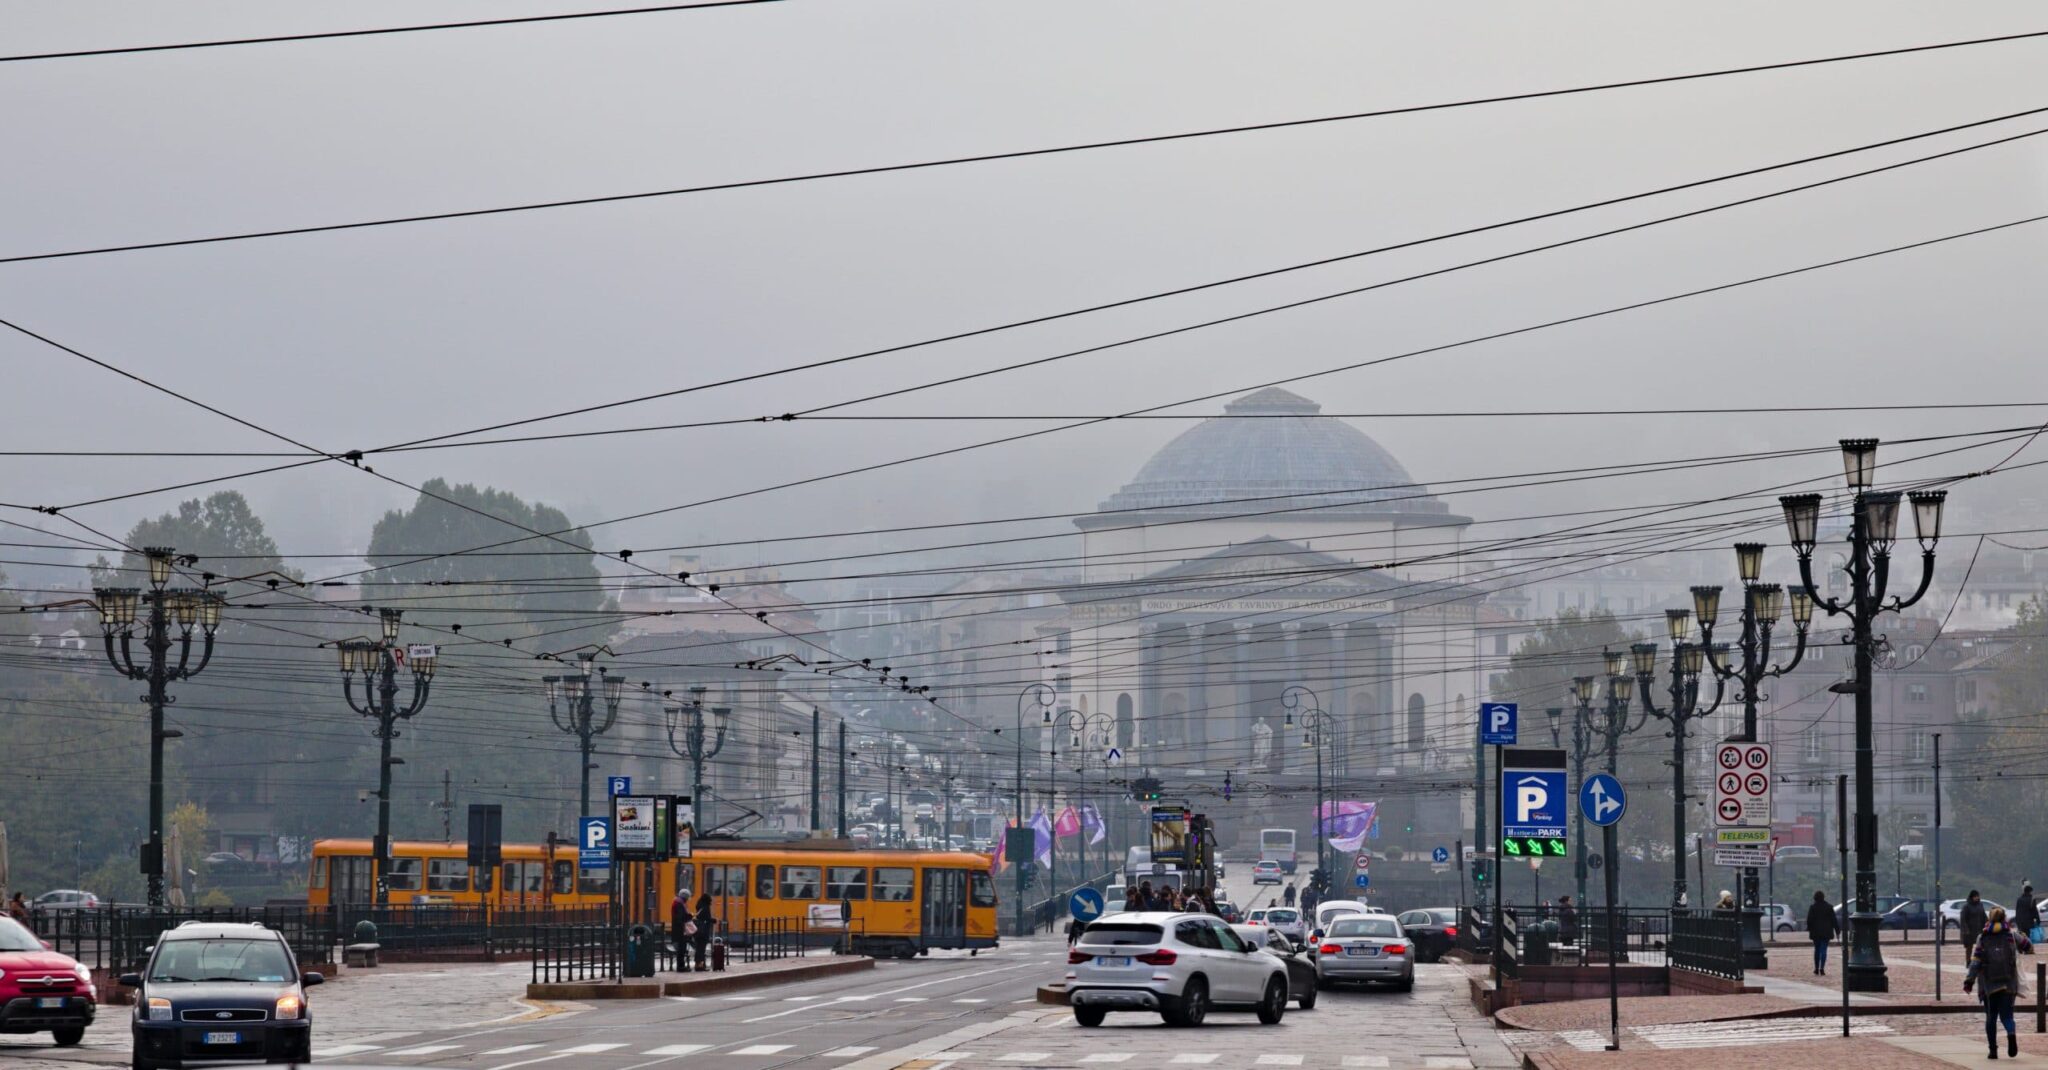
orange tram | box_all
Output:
[306,838,1000,958]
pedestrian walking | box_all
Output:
[1557,895,1579,944]
[1966,906,2023,1059]
[1066,915,1084,946]
[1964,890,1989,959]
[1302,886,1320,918]
[690,892,716,972]
[2017,884,2041,952]
[1137,880,1155,911]
[1184,892,1206,914]
[1282,883,1297,908]
[1807,890,1839,976]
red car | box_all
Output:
[0,915,96,1046]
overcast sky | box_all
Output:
[5,1,2047,582]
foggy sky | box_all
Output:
[5,1,2047,581]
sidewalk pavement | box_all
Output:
[1496,994,1812,1032]
[1522,1036,1954,1070]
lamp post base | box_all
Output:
[1846,912,1889,992]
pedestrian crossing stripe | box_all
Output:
[1343,1058,1391,1068]
[481,1044,544,1055]
[1257,1057,1305,1066]
[732,1044,793,1055]
[383,1044,461,1056]
[822,1047,877,1057]
[311,1044,383,1057]
[560,1043,626,1054]
[1172,1056,1221,1064]
[1079,1056,1134,1064]
[643,1045,709,1056]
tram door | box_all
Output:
[921,868,968,948]
[332,857,374,906]
[705,864,748,935]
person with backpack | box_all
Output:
[1967,906,2023,1059]
[1806,890,1838,976]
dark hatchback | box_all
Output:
[1397,908,1461,962]
[122,922,321,1070]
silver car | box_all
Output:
[1314,914,1414,990]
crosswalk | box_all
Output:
[1511,1018,1895,1053]
[313,1039,1469,1066]
[930,1054,1456,1068]
[313,1039,883,1061]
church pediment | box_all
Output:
[1059,536,1445,613]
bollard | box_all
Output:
[2036,963,2044,1033]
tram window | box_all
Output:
[780,866,821,900]
[674,863,694,899]
[705,866,726,897]
[755,865,776,900]
[578,867,611,896]
[310,860,327,890]
[875,867,914,902]
[385,857,422,891]
[969,871,995,908]
[428,858,470,893]
[826,867,867,901]
[553,860,575,896]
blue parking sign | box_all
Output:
[579,816,612,870]
[1479,703,1518,746]
[1500,769,1568,840]
[607,776,631,797]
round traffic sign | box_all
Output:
[1745,772,1769,796]
[1745,746,1769,770]
[1717,798,1743,822]
[1719,772,1742,795]
[1432,846,1451,864]
[1069,887,1104,921]
[1354,855,1371,872]
[1719,746,1742,769]
[1588,853,1604,870]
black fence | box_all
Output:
[1668,911,1743,981]
[738,918,807,963]
[531,923,618,984]
[1583,906,1674,966]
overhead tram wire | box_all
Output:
[278,209,2048,596]
[0,2,802,63]
[362,101,2048,454]
[4,29,2044,273]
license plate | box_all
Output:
[203,1032,241,1045]
[35,997,65,1009]
[1097,956,1131,967]
[1346,946,1376,956]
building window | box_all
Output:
[1494,634,1508,656]
[1909,732,1931,761]
[1406,693,1426,749]
[1907,777,1931,796]
[1804,730,1826,761]
[1906,684,1929,703]
[1962,680,1978,701]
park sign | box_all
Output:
[1499,748,1568,859]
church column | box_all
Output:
[1331,623,1351,779]
[1233,623,1256,773]
[1281,623,1303,773]
[1137,623,1161,764]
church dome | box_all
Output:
[1084,387,1455,523]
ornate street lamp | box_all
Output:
[1011,681,1056,936]
[1634,614,1725,909]
[545,651,622,820]
[663,686,731,837]
[1282,686,1325,884]
[1695,543,1815,967]
[93,547,223,908]
[339,608,435,905]
[1780,438,1948,992]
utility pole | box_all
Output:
[340,610,436,905]
[1934,732,1944,1002]
[440,770,452,842]
[810,708,822,834]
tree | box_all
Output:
[91,491,297,585]
[1496,609,1639,712]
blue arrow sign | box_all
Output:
[1479,703,1518,746]
[1431,846,1450,864]
[1070,887,1104,921]
[1355,874,1370,889]
[1580,773,1627,827]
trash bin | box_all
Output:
[626,924,657,978]
[1525,920,1557,966]
[352,919,378,944]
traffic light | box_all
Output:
[1131,776,1163,802]
[1473,859,1490,886]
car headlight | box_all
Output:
[275,995,302,1020]
[147,997,173,1021]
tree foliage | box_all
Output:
[93,491,297,585]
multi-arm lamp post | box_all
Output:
[1632,615,1725,910]
[1281,686,1325,883]
[1694,543,1816,968]
[1013,682,1055,936]
[1780,438,1948,992]
[1545,704,1592,912]
[339,608,436,905]
[663,686,731,836]
[544,652,622,820]
[1573,651,1646,904]
[93,547,223,908]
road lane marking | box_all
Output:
[312,1044,384,1057]
[1000,1055,1050,1062]
[722,995,766,1001]
[1257,1057,1304,1066]
[743,1004,825,1023]
[643,1045,709,1056]
[1080,1055,1134,1063]
[785,995,819,1001]
[561,1043,627,1054]
[485,1054,572,1070]
[952,998,988,1003]
[822,1048,877,1057]
[1171,1056,1219,1065]
[732,1045,793,1055]
[481,1045,544,1055]
[1423,1060,1471,1069]
[386,1044,463,1056]
[1343,1059,1390,1068]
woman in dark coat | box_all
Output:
[1806,890,1838,976]
[1966,906,2022,1059]
[690,893,716,972]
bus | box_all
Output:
[306,838,999,958]
[1260,828,1299,874]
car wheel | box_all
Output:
[1777,924,1793,933]
[1256,977,1288,1025]
[53,1027,85,1046]
[1315,975,1333,991]
[1297,982,1317,1009]
[1167,977,1208,1027]
[1395,969,1414,993]
[1074,1006,1106,1028]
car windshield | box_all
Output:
[149,938,295,983]
[1428,909,1458,923]
[1329,917,1400,938]
[1078,923,1162,947]
[0,918,42,952]
[1265,909,1299,923]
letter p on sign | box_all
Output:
[1517,784,1545,822]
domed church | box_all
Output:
[1054,388,1486,860]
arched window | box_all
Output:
[1406,693,1427,749]
[1116,693,1135,749]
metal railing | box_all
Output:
[530,923,617,984]
[1583,906,1674,966]
[738,918,806,962]
[1668,910,1744,981]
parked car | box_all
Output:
[1397,908,1460,962]
[1940,898,2007,932]
[1311,900,1370,941]
[1879,899,1934,931]
[30,890,100,911]
[1233,923,1317,1009]
[1836,895,1918,928]
[0,915,95,1047]
[123,921,323,1069]
[1314,914,1414,991]
[1762,903,1798,933]
[1065,912,1291,1027]
[1252,861,1284,885]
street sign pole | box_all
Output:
[1605,821,1621,1051]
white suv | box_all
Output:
[1066,912,1291,1027]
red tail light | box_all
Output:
[1444,926,1458,938]
[1068,950,1090,964]
[1385,943,1409,956]
[1136,948,1177,966]
[1319,943,1341,955]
